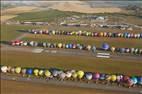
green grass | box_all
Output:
[11,9,83,22]
[0,24,51,41]
[22,34,142,48]
[11,9,142,25]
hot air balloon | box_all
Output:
[111,75,117,82]
[119,48,125,53]
[77,70,84,79]
[21,68,26,76]
[1,66,8,73]
[38,69,44,76]
[26,68,33,75]
[111,47,115,52]
[93,72,100,80]
[127,79,134,88]
[11,67,15,73]
[66,71,72,78]
[99,73,106,81]
[72,72,78,79]
[15,67,21,74]
[45,70,51,78]
[58,43,62,48]
[85,72,93,80]
[86,45,91,50]
[102,43,109,50]
[33,69,39,76]
[131,76,138,85]
[59,72,66,80]
[137,76,142,85]
[92,45,96,53]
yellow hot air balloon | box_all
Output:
[111,75,117,82]
[58,43,62,48]
[77,70,84,79]
[15,67,21,74]
[45,70,51,77]
[111,47,115,52]
[72,72,77,79]
[106,75,111,81]
[34,69,39,76]
[38,70,44,76]
[100,32,103,37]
[87,45,91,50]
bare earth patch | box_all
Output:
[50,1,122,13]
[1,15,17,23]
[1,6,38,15]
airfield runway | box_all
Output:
[1,73,142,94]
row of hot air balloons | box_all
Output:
[28,29,142,39]
[10,40,142,55]
[1,65,142,88]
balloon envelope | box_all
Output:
[45,70,51,77]
[33,69,39,76]
[26,68,33,75]
[102,43,109,50]
[15,67,21,74]
[77,70,84,79]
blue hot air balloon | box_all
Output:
[102,43,109,50]
[26,68,33,75]
[137,76,142,85]
[119,48,125,53]
[131,76,138,85]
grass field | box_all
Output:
[1,50,142,75]
[22,34,142,48]
[0,24,49,41]
[11,9,142,25]
[11,9,83,22]
[1,80,129,94]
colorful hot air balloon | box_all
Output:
[15,67,21,74]
[58,43,62,48]
[92,45,96,53]
[26,68,33,75]
[137,76,142,85]
[38,70,44,76]
[21,68,26,75]
[77,70,84,79]
[111,47,115,52]
[102,43,109,50]
[59,72,66,80]
[66,71,72,78]
[1,66,8,73]
[45,70,51,77]
[93,73,100,80]
[111,75,117,82]
[86,45,91,50]
[131,76,138,85]
[33,69,39,76]
[99,73,106,80]
[85,72,93,80]
[72,72,78,79]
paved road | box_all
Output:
[1,44,142,62]
[1,74,142,94]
